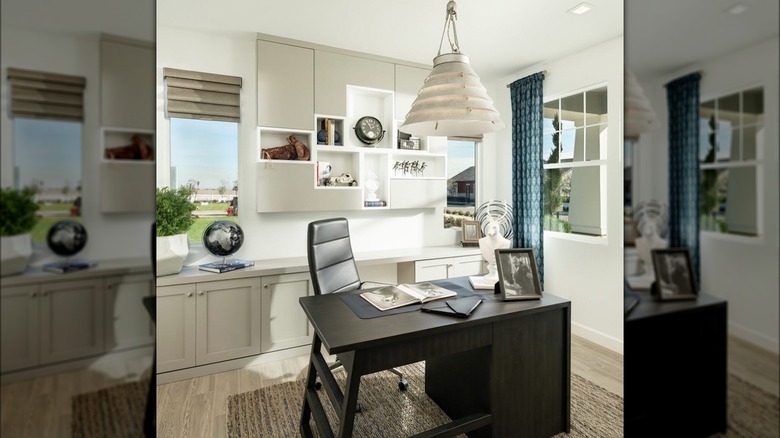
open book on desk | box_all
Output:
[359,282,457,311]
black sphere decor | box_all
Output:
[47,220,88,256]
[202,220,244,257]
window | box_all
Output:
[169,118,239,243]
[543,86,608,236]
[444,138,479,229]
[699,88,762,236]
[13,118,82,243]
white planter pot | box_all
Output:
[1,233,33,277]
[156,233,189,276]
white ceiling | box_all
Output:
[626,0,779,77]
[3,0,776,82]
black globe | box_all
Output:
[202,220,244,257]
[47,220,87,256]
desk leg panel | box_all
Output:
[426,347,492,438]
[491,307,570,438]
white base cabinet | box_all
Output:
[1,271,153,375]
[260,272,313,353]
[398,254,485,283]
[157,277,262,373]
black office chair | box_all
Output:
[307,217,409,392]
[143,221,156,438]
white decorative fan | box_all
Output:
[475,200,513,241]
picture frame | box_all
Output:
[651,248,698,301]
[495,248,543,301]
[461,220,482,244]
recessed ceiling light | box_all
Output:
[725,3,748,15]
[568,2,594,15]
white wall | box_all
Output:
[633,36,779,353]
[156,26,462,266]
[1,27,153,263]
[486,37,625,353]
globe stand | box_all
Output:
[198,220,254,274]
[42,220,96,274]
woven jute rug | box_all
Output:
[716,374,780,438]
[226,361,624,437]
[71,379,148,438]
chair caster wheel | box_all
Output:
[314,380,322,390]
[398,379,409,391]
[356,401,363,412]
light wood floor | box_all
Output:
[1,334,776,437]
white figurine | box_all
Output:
[478,219,511,283]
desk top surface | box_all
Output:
[625,290,727,322]
[300,276,571,354]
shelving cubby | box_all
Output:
[257,127,315,162]
[314,146,361,190]
[314,115,345,146]
[361,150,390,209]
[346,85,395,150]
[99,127,155,213]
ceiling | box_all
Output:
[626,0,779,78]
[2,0,776,82]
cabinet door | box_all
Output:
[450,255,485,278]
[40,279,105,364]
[0,285,40,372]
[257,40,314,130]
[156,284,197,372]
[260,272,313,353]
[415,258,453,282]
[314,51,394,117]
[196,278,262,365]
[105,273,154,351]
[100,38,155,129]
[395,64,430,120]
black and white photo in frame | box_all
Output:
[651,248,698,300]
[495,248,542,300]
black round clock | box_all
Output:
[354,116,385,145]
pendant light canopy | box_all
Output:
[400,1,504,137]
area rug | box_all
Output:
[71,379,149,438]
[717,374,779,438]
[226,361,624,437]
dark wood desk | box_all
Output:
[624,291,727,437]
[298,276,571,437]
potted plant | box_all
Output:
[0,187,40,276]
[156,186,196,276]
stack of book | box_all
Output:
[364,200,387,207]
[199,259,254,273]
[43,260,97,274]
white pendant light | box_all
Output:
[625,69,658,137]
[400,1,504,137]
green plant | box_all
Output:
[0,187,40,236]
[156,186,196,236]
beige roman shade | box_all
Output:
[163,68,242,122]
[8,68,86,121]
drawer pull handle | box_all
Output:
[31,292,37,298]
[198,291,205,296]
[186,292,193,297]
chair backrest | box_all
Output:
[307,217,361,295]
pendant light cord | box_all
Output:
[437,0,460,55]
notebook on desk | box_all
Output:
[421,296,482,318]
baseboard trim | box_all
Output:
[729,322,779,355]
[156,345,311,384]
[572,322,623,355]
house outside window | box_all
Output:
[444,138,479,229]
[543,86,608,236]
[699,87,762,237]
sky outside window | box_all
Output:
[170,118,238,190]
[14,118,81,190]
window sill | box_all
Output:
[543,231,608,246]
[700,230,764,246]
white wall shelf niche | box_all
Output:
[257,127,315,162]
[314,115,345,146]
[100,127,155,213]
[346,85,394,150]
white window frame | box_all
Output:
[542,83,608,241]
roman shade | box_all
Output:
[163,68,242,122]
[7,68,86,121]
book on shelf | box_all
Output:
[364,200,387,207]
[327,119,336,145]
[43,260,97,274]
[199,259,255,273]
[359,282,457,311]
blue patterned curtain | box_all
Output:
[509,72,545,287]
[666,72,701,285]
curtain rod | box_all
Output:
[506,70,547,88]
